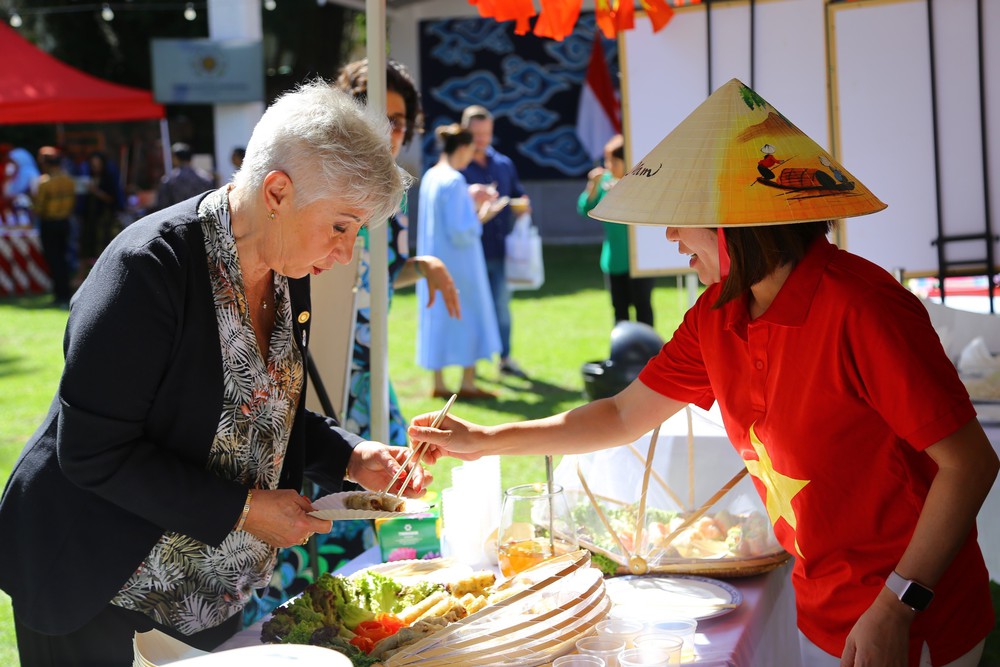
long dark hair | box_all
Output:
[336,58,424,147]
[715,221,834,307]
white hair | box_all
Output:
[232,79,410,226]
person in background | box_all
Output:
[0,81,436,667]
[156,142,215,211]
[6,146,41,207]
[577,134,655,327]
[1,145,39,225]
[412,80,997,667]
[335,58,460,445]
[77,151,124,279]
[231,147,246,172]
[460,105,531,380]
[417,124,502,400]
[32,146,77,308]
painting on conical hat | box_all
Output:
[590,79,887,227]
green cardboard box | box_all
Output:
[374,492,441,562]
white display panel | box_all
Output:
[621,0,827,276]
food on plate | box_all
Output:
[344,491,407,512]
[458,592,489,615]
[572,500,781,562]
[396,590,448,624]
[262,567,494,665]
[445,570,496,597]
[368,617,449,660]
[414,593,468,623]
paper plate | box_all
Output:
[133,630,352,666]
[166,644,351,666]
[309,491,432,521]
[605,574,742,622]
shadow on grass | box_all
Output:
[471,375,585,421]
[0,295,59,310]
[0,354,27,380]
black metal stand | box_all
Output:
[302,348,343,571]
[927,0,996,313]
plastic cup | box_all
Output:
[633,634,683,664]
[618,647,677,667]
[553,656,606,667]
[596,619,644,649]
[647,619,697,661]
[576,636,626,667]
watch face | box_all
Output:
[901,583,934,611]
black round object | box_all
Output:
[581,322,665,400]
[609,321,664,368]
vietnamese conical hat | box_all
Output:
[590,79,886,227]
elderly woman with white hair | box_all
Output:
[0,81,436,667]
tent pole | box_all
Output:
[159,118,172,180]
[367,0,390,445]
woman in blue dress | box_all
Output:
[417,124,501,399]
[339,59,460,444]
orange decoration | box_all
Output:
[595,0,616,39]
[642,0,675,32]
[472,0,682,40]
[614,0,635,34]
[534,0,584,41]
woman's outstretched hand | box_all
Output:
[408,412,485,461]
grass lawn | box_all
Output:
[0,244,690,664]
[2,246,999,665]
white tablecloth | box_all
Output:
[217,547,801,667]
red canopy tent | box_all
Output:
[0,23,165,297]
[0,22,164,124]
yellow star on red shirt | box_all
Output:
[744,423,810,558]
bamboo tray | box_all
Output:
[386,551,610,667]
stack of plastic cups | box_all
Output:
[441,456,501,568]
[645,619,697,662]
[576,636,626,667]
[596,619,644,650]
[553,656,605,667]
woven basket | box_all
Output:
[556,406,791,578]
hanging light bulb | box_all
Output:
[101,3,115,21]
[183,2,197,20]
[264,0,277,10]
[9,11,22,27]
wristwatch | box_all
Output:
[885,571,934,612]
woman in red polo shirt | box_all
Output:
[409,80,998,667]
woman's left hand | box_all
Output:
[418,256,461,319]
[347,440,437,497]
[840,588,914,667]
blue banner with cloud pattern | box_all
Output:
[418,13,619,180]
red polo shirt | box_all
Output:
[639,237,992,665]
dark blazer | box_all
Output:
[0,196,363,635]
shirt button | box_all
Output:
[755,361,764,370]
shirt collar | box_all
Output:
[724,236,836,331]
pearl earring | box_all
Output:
[268,210,276,220]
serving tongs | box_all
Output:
[381,393,458,498]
